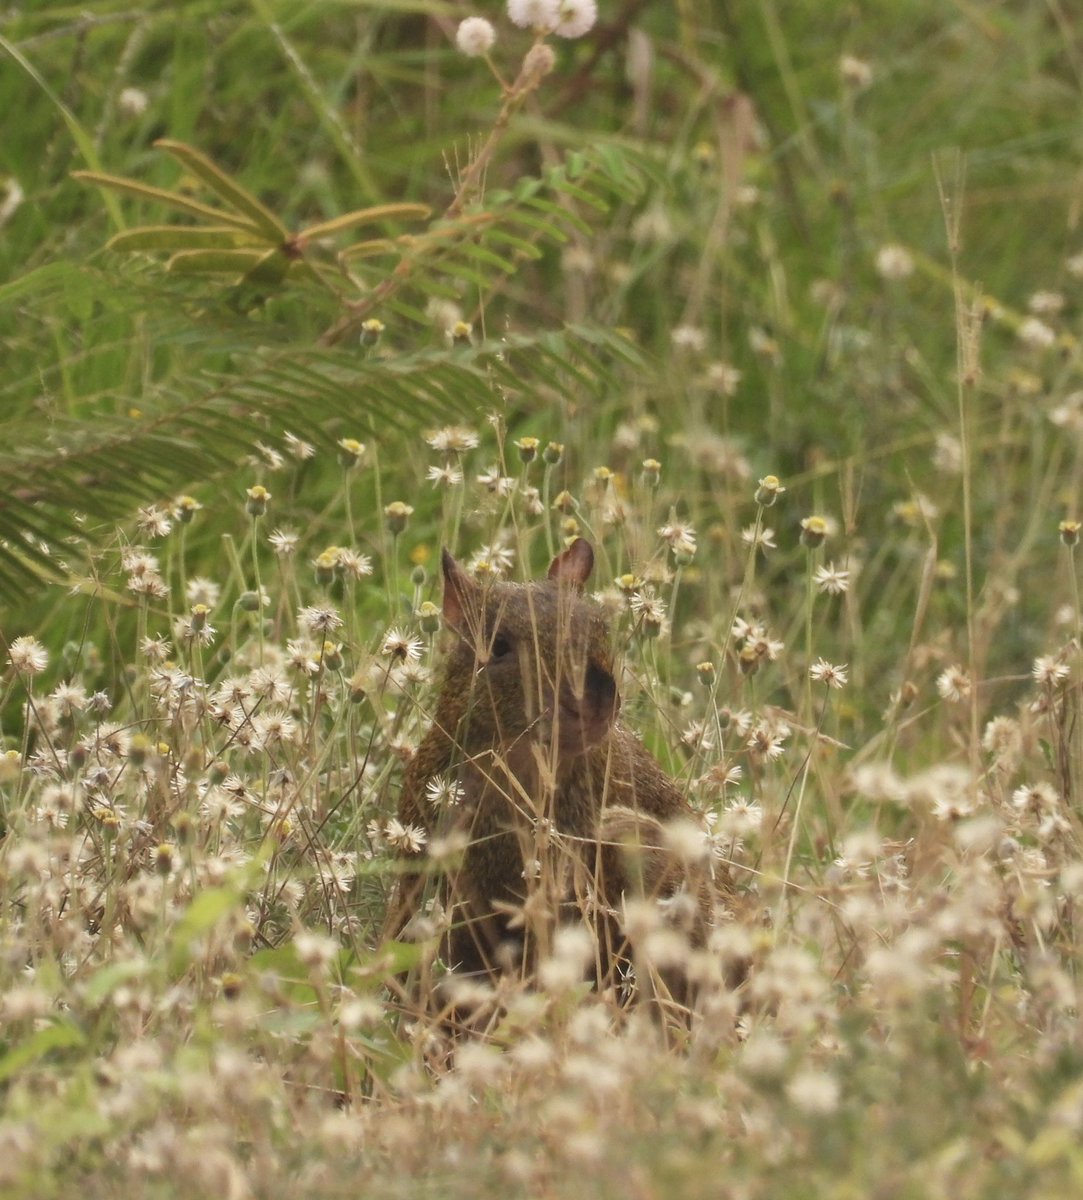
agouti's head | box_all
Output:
[440,539,619,758]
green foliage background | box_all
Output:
[4,1,1081,692]
[4,2,1083,1196]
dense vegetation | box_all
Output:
[3,1,1083,1195]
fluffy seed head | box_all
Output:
[456,16,496,56]
[507,0,560,30]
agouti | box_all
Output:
[389,538,721,1003]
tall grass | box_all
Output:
[2,2,1083,1196]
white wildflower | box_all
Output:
[787,1069,840,1115]
[118,87,149,117]
[1033,655,1070,687]
[298,606,344,636]
[741,524,777,551]
[809,658,848,689]
[814,562,850,594]
[936,665,971,703]
[553,0,597,37]
[456,16,496,56]
[507,0,560,30]
[425,774,465,808]
[1017,317,1056,350]
[384,818,427,853]
[382,628,424,664]
[8,636,48,676]
[875,243,914,280]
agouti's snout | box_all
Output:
[556,658,620,752]
[584,659,618,718]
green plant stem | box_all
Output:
[251,518,265,667]
[319,42,553,347]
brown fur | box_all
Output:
[387,539,724,1004]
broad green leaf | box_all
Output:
[248,942,308,980]
[0,1020,85,1083]
[362,940,423,979]
[504,207,571,243]
[165,248,275,275]
[168,885,243,973]
[300,203,432,240]
[107,225,266,253]
[80,959,150,1007]
[72,170,260,231]
[0,261,76,306]
[154,138,289,241]
[248,942,356,1007]
[240,247,293,287]
[555,178,610,212]
[338,237,399,262]
[482,228,544,260]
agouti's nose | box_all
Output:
[584,660,619,720]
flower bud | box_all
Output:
[175,495,202,524]
[754,475,786,507]
[417,601,441,634]
[337,438,365,468]
[155,842,176,876]
[384,501,414,535]
[800,515,828,548]
[360,318,385,347]
[245,485,270,517]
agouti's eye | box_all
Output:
[489,634,512,661]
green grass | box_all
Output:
[2,1,1083,1196]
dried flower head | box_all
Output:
[268,527,299,556]
[384,818,427,853]
[809,658,848,689]
[936,665,972,703]
[426,425,479,454]
[298,606,344,636]
[741,524,777,552]
[425,774,465,808]
[8,636,48,676]
[1033,655,1070,687]
[382,628,424,664]
[658,518,697,560]
[136,505,173,538]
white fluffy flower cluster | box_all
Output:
[456,16,496,57]
[507,0,598,38]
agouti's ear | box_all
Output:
[440,548,475,632]
[547,538,594,590]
